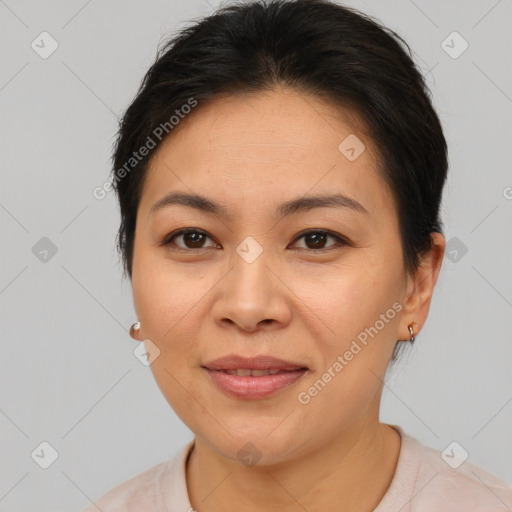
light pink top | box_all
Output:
[80,425,512,511]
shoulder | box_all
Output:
[79,461,168,512]
[396,426,512,511]
[79,441,194,512]
[415,440,512,510]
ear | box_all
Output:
[399,232,445,341]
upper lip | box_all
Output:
[203,354,308,371]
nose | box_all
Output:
[211,248,292,333]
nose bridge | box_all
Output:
[214,236,290,330]
[230,236,273,305]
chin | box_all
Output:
[197,424,308,467]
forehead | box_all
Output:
[139,87,395,221]
[165,87,374,160]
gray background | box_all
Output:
[1,0,511,510]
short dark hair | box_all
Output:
[111,0,448,282]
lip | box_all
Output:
[203,354,307,371]
[203,367,308,399]
[202,354,309,400]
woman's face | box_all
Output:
[132,87,417,463]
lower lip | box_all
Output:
[203,368,308,399]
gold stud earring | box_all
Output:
[130,321,141,340]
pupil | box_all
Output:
[185,232,204,248]
[306,232,326,249]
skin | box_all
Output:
[130,86,445,512]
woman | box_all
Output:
[82,0,512,510]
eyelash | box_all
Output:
[160,228,350,252]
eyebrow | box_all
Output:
[149,191,369,220]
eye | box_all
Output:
[160,229,219,250]
[290,229,348,251]
[160,228,349,252]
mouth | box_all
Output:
[202,354,308,372]
[202,365,308,399]
[201,354,309,399]
[215,368,301,376]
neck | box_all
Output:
[186,420,401,512]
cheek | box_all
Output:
[131,257,220,405]
[132,243,203,334]
[318,263,396,328]
[295,274,401,425]
[131,262,205,417]
[312,259,403,376]
[133,273,202,347]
